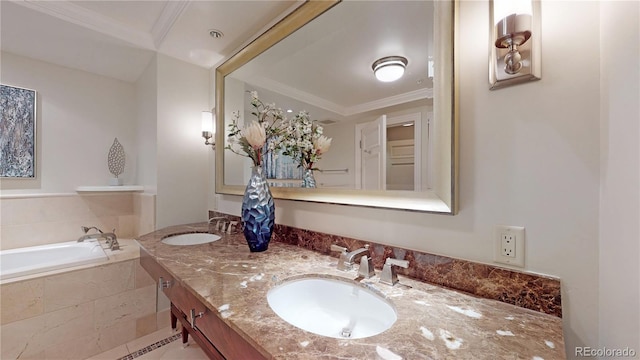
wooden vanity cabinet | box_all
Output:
[140,248,267,360]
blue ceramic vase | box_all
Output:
[241,166,275,252]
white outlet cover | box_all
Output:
[494,225,525,267]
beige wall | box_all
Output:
[156,54,210,228]
[213,1,640,357]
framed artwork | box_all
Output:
[0,84,37,178]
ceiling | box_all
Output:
[0,0,298,82]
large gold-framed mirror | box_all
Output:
[215,0,458,214]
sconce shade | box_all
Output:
[372,56,408,82]
[489,0,541,89]
[493,0,532,25]
[201,111,214,133]
[493,0,532,49]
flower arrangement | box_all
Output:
[281,111,332,171]
[225,91,286,167]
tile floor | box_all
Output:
[86,326,208,360]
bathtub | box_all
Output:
[0,239,108,280]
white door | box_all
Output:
[357,115,386,190]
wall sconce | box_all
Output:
[201,110,215,149]
[489,0,541,89]
[372,56,408,82]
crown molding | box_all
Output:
[13,0,154,49]
[241,75,433,118]
[244,75,347,115]
[151,1,190,48]
[344,88,434,116]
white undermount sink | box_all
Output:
[267,277,397,339]
[161,233,221,246]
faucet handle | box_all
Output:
[380,257,409,286]
[385,257,409,268]
[330,245,350,271]
[330,244,347,253]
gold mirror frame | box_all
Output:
[215,0,458,214]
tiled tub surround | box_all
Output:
[0,192,156,250]
[209,211,562,318]
[137,223,566,359]
[0,239,170,360]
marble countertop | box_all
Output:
[136,223,565,360]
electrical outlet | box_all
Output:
[501,233,516,257]
[494,225,525,267]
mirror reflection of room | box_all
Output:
[223,0,437,193]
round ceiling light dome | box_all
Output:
[208,29,224,38]
[372,56,408,82]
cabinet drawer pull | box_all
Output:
[158,277,172,290]
[190,308,204,329]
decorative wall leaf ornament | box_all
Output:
[107,138,125,178]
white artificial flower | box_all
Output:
[242,121,266,149]
[314,135,332,154]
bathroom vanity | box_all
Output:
[137,223,565,359]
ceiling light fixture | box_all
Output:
[208,29,224,38]
[372,56,408,82]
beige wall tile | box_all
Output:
[44,260,135,312]
[126,327,178,354]
[157,308,172,329]
[158,287,170,311]
[0,194,138,249]
[135,259,156,289]
[94,285,155,329]
[135,193,156,237]
[95,319,137,355]
[136,312,158,338]
[2,218,120,250]
[44,318,136,360]
[7,196,100,226]
[135,284,158,317]
[81,193,134,217]
[94,289,138,329]
[0,302,94,359]
[118,214,136,238]
[1,278,44,324]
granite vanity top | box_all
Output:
[136,223,565,360]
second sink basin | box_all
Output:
[161,233,221,246]
[267,277,397,339]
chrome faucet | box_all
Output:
[207,217,238,234]
[380,257,409,286]
[78,226,120,250]
[345,245,370,264]
[331,244,373,277]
